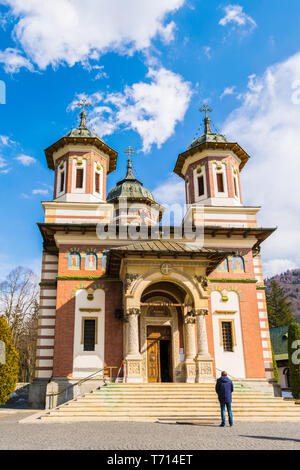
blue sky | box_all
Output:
[0,0,300,280]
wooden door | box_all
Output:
[147,339,160,383]
[147,326,171,383]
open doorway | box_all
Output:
[147,326,172,383]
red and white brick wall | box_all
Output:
[35,251,58,379]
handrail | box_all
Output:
[46,365,119,409]
[215,367,246,384]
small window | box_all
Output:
[217,173,225,193]
[222,321,234,352]
[60,170,65,193]
[95,172,100,193]
[233,177,238,197]
[76,168,84,189]
[198,175,204,196]
[186,182,190,204]
[83,319,96,351]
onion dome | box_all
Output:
[174,104,250,178]
[189,104,228,148]
[44,98,117,172]
[107,152,155,203]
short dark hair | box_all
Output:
[221,371,227,376]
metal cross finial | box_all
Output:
[200,104,212,120]
[124,145,135,158]
[77,97,91,113]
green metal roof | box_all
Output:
[189,131,228,148]
[107,158,155,203]
[270,318,300,360]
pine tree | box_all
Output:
[0,316,19,405]
[266,280,295,328]
[288,323,300,399]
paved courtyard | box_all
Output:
[0,411,300,450]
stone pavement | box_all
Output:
[0,411,300,450]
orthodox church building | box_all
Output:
[29,102,277,408]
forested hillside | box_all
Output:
[265,269,300,318]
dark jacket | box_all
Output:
[215,376,234,403]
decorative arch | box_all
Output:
[128,267,208,308]
[207,285,244,299]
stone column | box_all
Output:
[183,313,197,383]
[124,308,143,383]
[194,309,213,382]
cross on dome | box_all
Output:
[200,103,213,134]
[77,98,91,129]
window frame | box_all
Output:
[81,317,98,351]
[219,319,236,352]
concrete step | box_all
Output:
[38,382,300,423]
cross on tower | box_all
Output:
[77,97,91,113]
[124,146,135,158]
[200,104,212,120]
[200,104,213,134]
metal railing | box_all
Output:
[215,367,246,385]
[46,365,120,409]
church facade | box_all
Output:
[29,103,277,408]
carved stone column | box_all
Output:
[124,308,143,383]
[183,313,196,383]
[194,309,213,382]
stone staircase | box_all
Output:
[37,383,300,423]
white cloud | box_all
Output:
[220,86,236,99]
[1,0,184,71]
[71,67,192,152]
[264,258,298,278]
[32,189,49,196]
[219,4,256,31]
[15,154,36,166]
[0,156,7,168]
[203,46,212,59]
[0,135,12,146]
[0,47,34,73]
[222,51,300,274]
[152,173,185,224]
[153,173,185,206]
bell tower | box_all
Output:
[42,99,118,224]
[45,99,118,204]
[176,105,245,208]
[174,105,261,228]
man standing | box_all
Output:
[215,371,233,427]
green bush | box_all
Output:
[288,323,300,399]
[0,316,19,405]
[271,345,279,384]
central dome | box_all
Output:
[107,158,155,202]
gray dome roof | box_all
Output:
[107,158,155,202]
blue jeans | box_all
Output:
[220,402,233,426]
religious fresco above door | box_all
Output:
[68,252,81,270]
[85,252,97,270]
[232,255,245,273]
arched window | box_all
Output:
[94,163,103,198]
[68,252,81,270]
[217,258,229,273]
[232,256,245,273]
[85,252,97,270]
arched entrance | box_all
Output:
[140,281,188,383]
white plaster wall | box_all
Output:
[211,291,246,378]
[73,289,105,378]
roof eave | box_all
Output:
[44,136,118,173]
[174,141,250,179]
